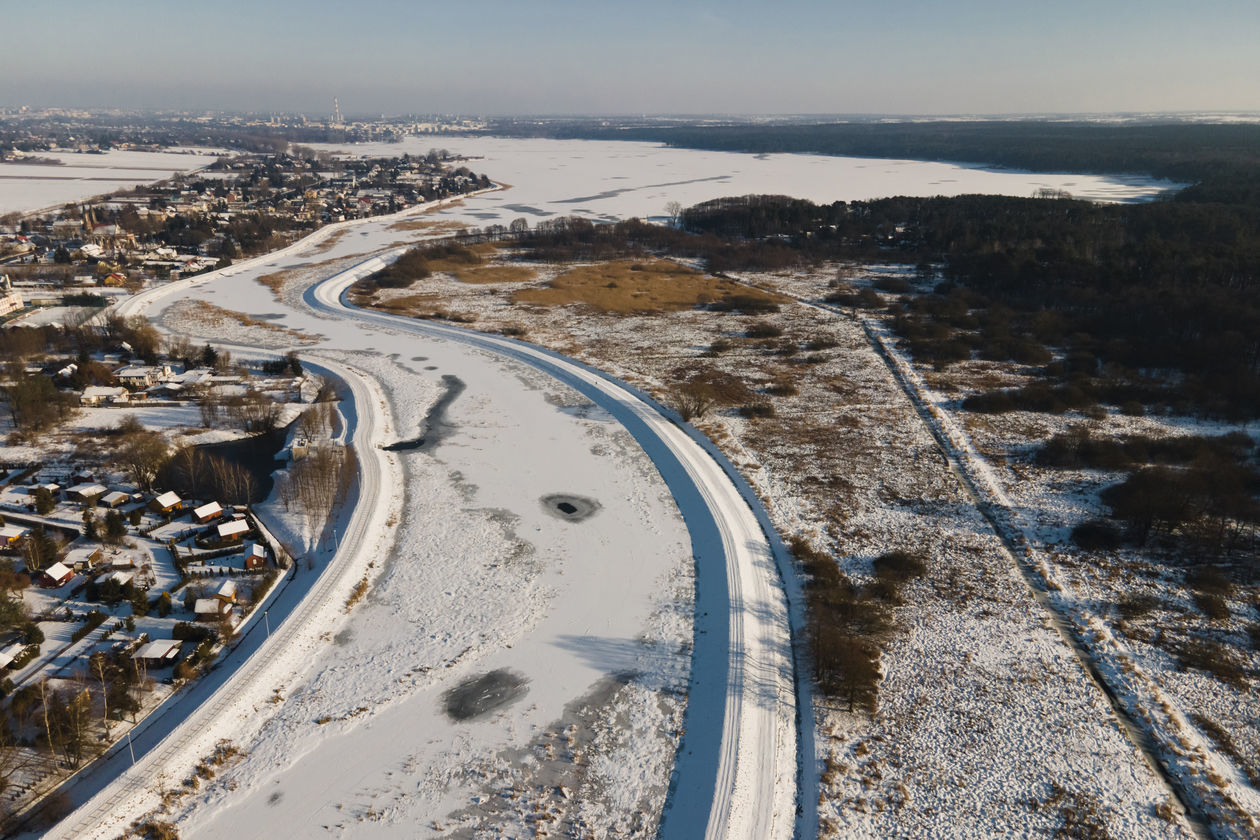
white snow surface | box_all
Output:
[0,148,226,214]
[308,135,1178,220]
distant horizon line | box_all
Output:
[4,106,1260,124]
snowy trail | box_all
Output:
[305,257,808,840]
[775,289,1238,839]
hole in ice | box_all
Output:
[541,494,600,522]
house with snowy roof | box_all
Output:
[192,501,223,524]
[244,542,267,569]
[150,491,182,513]
[0,525,29,546]
[40,562,74,588]
[65,483,107,504]
[80,386,127,406]
[216,518,250,545]
[132,639,181,667]
[194,598,231,622]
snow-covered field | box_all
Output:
[0,148,226,215]
[342,253,1215,838]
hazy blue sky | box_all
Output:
[5,0,1258,115]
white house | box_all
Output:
[80,386,127,406]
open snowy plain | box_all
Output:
[35,137,1191,839]
[0,148,225,215]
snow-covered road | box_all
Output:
[306,255,809,840]
[34,355,395,840]
[44,213,809,837]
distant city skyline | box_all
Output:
[6,0,1259,116]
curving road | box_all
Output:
[33,356,391,840]
[42,223,812,839]
[305,254,812,840]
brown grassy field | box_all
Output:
[386,218,468,234]
[370,291,475,323]
[511,259,784,314]
[452,264,537,284]
[178,300,318,342]
[256,269,297,301]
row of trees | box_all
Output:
[6,656,145,775]
[275,443,356,553]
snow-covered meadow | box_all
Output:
[0,148,225,215]
[343,253,1210,838]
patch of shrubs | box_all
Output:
[704,337,733,356]
[1115,593,1162,620]
[1185,565,1234,597]
[1174,638,1247,688]
[1038,428,1254,471]
[1193,592,1230,621]
[823,287,882,309]
[1070,519,1125,551]
[872,550,927,582]
[367,241,482,289]
[764,378,799,397]
[872,276,912,294]
[791,539,929,713]
[709,293,780,314]
[70,610,107,644]
[171,622,216,643]
[745,321,783,339]
[803,334,839,351]
[962,382,1096,415]
[738,402,776,419]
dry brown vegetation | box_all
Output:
[386,218,468,234]
[511,259,785,315]
[369,292,475,323]
[307,228,351,254]
[256,269,298,301]
[452,264,538,284]
[173,300,318,343]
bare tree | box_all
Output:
[224,391,280,434]
[195,387,221,428]
[167,445,208,492]
[669,381,717,422]
[90,653,113,739]
[117,430,171,493]
[279,444,354,550]
[664,201,683,227]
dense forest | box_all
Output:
[676,192,1260,419]
[448,186,1259,420]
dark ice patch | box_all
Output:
[443,669,529,721]
[541,494,600,522]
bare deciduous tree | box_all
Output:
[664,201,683,227]
[669,381,717,422]
[117,429,170,493]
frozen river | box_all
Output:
[310,134,1179,225]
